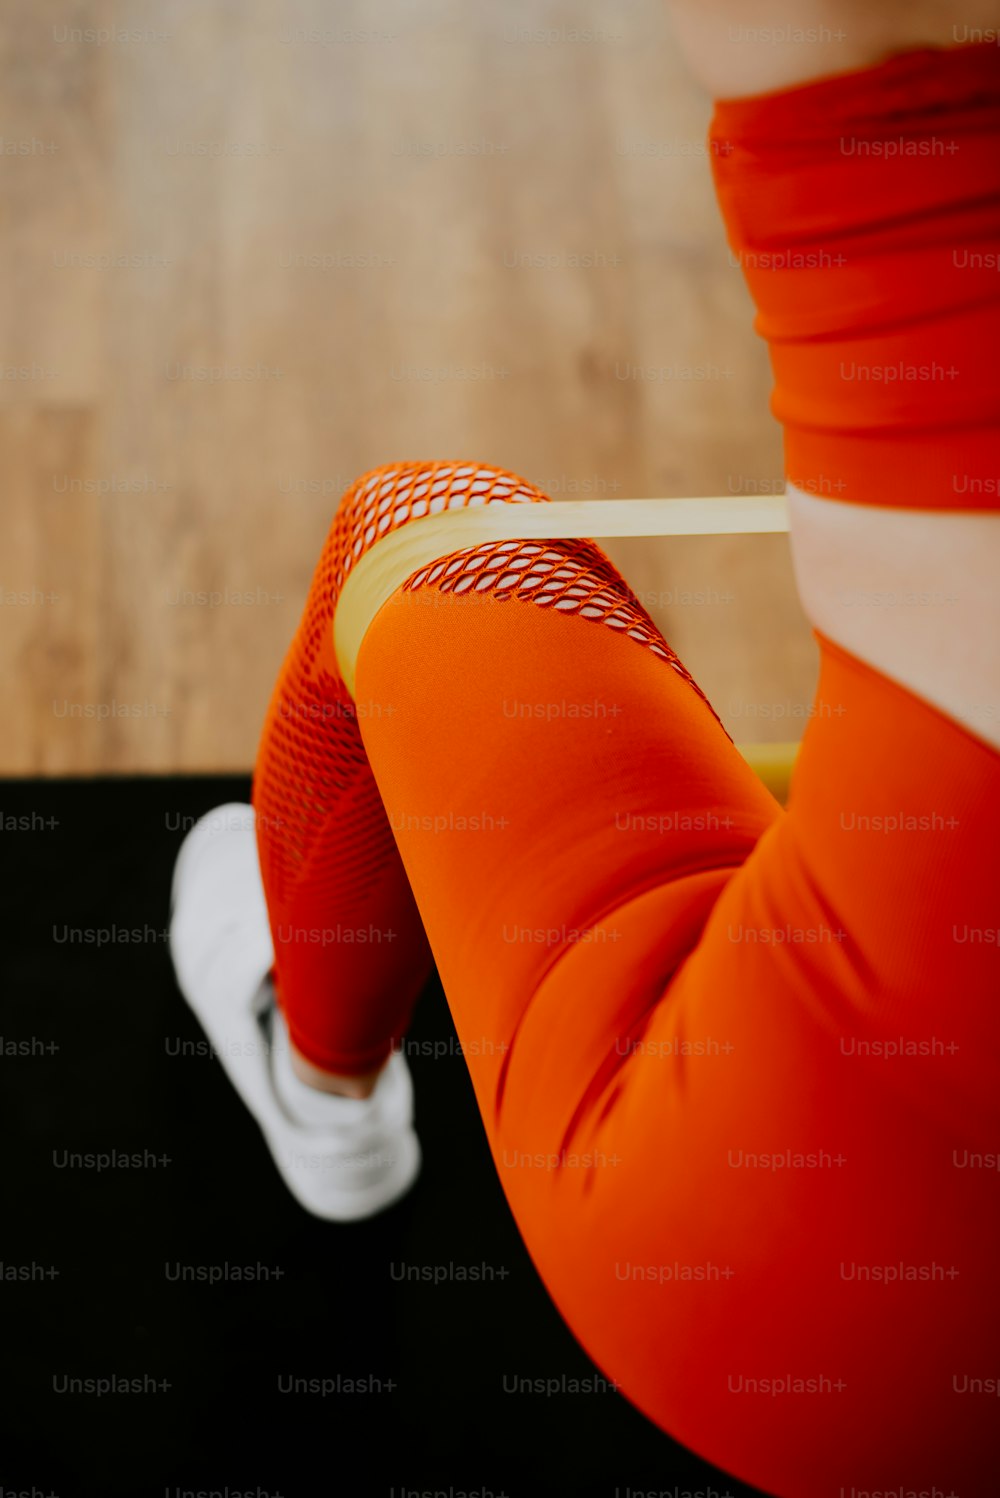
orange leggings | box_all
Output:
[252,462,1000,1497]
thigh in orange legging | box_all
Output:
[353,547,999,1497]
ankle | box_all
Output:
[288,1039,386,1100]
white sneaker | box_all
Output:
[168,802,421,1221]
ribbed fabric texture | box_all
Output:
[710,41,1000,508]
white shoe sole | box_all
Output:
[168,802,421,1221]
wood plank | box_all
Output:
[0,0,815,773]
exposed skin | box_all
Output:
[786,492,1000,752]
[289,1044,384,1099]
[296,0,1000,1100]
[664,0,1000,96]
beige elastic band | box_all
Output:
[334,495,788,695]
[333,493,795,800]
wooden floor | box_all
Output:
[1,0,816,774]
